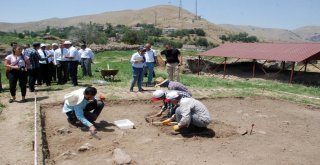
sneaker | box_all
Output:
[9,99,15,103]
[20,99,27,103]
[138,89,146,92]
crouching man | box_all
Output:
[151,89,191,117]
[63,87,105,134]
[162,91,212,132]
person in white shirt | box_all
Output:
[129,46,146,92]
[50,43,59,82]
[64,41,79,86]
[54,43,69,84]
[143,43,158,86]
[38,44,53,86]
[78,43,94,77]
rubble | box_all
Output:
[113,148,132,165]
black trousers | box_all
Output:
[66,100,104,127]
[8,70,28,97]
[28,68,39,91]
[57,61,69,84]
[39,64,51,86]
[68,61,78,86]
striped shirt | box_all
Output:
[168,81,192,96]
[24,48,40,69]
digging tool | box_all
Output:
[151,121,178,125]
[90,132,101,140]
[250,124,255,135]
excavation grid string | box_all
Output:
[34,91,38,165]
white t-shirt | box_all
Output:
[5,54,29,68]
[54,48,68,63]
[144,49,157,62]
[78,48,94,59]
[66,46,79,61]
[38,49,52,64]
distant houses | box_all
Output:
[162,27,178,35]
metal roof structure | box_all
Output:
[199,43,320,62]
[197,43,320,83]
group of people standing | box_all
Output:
[2,41,94,103]
[129,42,183,92]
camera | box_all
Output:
[19,66,27,72]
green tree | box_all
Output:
[194,28,206,36]
[196,38,209,47]
[122,30,138,44]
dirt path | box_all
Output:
[0,93,35,164]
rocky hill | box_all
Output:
[0,5,319,43]
[219,24,320,43]
[0,5,230,44]
[293,26,320,42]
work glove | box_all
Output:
[173,125,180,131]
[99,95,106,101]
[162,119,171,125]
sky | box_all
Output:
[0,0,319,30]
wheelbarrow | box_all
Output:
[100,69,119,81]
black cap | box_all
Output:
[32,42,41,47]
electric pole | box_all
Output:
[179,0,182,19]
[195,0,198,20]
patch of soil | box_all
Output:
[42,97,320,165]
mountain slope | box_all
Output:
[293,26,320,42]
[0,5,230,43]
[219,24,306,43]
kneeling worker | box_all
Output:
[162,91,212,132]
[151,89,191,117]
[63,87,105,134]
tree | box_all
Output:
[196,38,209,47]
[122,30,138,44]
[194,28,206,36]
[18,33,25,39]
[45,26,51,33]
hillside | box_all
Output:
[0,5,230,43]
[293,26,320,42]
[219,24,306,43]
[1,5,319,43]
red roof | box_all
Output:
[199,43,320,62]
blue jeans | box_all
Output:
[144,62,155,85]
[130,67,144,91]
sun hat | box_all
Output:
[155,77,169,87]
[64,88,85,106]
[64,40,72,45]
[40,43,46,47]
[151,90,165,101]
[164,91,179,103]
[52,43,58,46]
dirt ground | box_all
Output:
[42,96,320,165]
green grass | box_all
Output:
[0,103,5,114]
[1,50,319,106]
[0,36,46,45]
